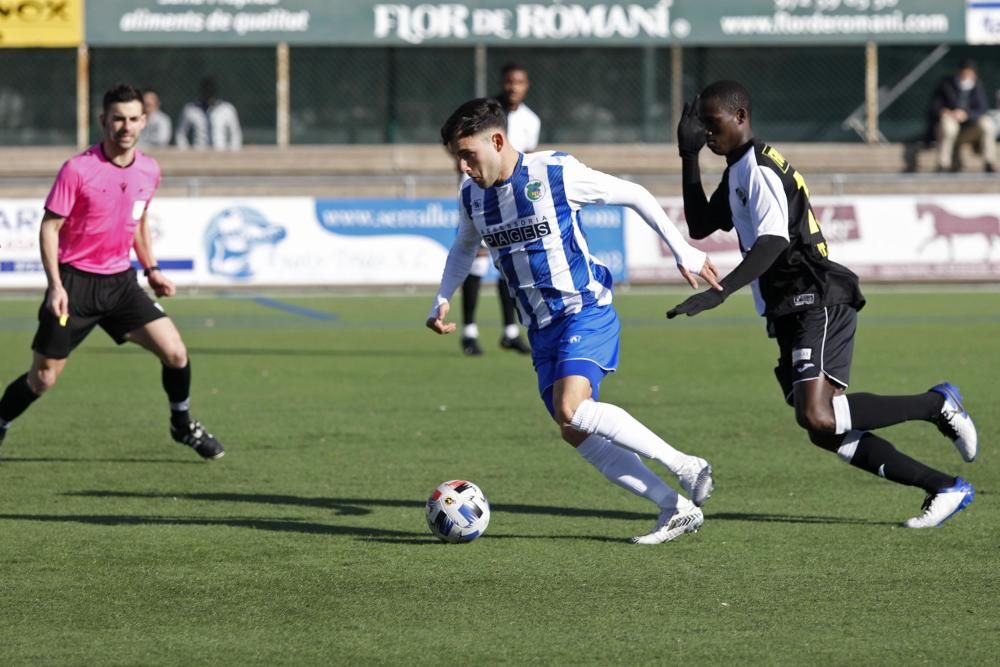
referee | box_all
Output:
[0,83,223,460]
[668,80,976,529]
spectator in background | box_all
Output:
[989,89,1000,142]
[0,85,25,130]
[137,89,172,149]
[458,63,539,356]
[175,77,242,151]
[927,59,996,173]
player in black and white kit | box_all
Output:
[667,80,977,529]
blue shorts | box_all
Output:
[529,305,621,415]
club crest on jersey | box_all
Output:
[524,179,546,201]
[736,187,748,206]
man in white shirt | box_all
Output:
[137,89,172,149]
[175,78,242,151]
[459,63,541,356]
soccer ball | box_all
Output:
[425,480,491,543]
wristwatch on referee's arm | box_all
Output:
[143,265,161,277]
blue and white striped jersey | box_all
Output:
[462,151,613,330]
[432,151,707,331]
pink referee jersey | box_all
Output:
[44,144,161,274]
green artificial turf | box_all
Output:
[1,288,996,665]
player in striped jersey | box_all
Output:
[427,97,721,544]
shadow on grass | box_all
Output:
[1,457,201,465]
[64,491,900,526]
[83,347,435,358]
[0,512,634,544]
[66,491,655,520]
[710,512,898,527]
[0,513,426,538]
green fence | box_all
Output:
[0,43,997,146]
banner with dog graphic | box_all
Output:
[0,196,625,288]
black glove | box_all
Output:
[666,288,726,319]
[677,97,706,158]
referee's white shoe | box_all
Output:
[632,505,704,545]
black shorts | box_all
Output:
[32,264,167,359]
[770,304,857,406]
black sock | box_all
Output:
[0,373,40,424]
[162,363,192,427]
[497,280,517,329]
[848,431,955,492]
[845,392,943,431]
[461,274,481,329]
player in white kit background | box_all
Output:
[428,97,720,544]
[459,63,540,356]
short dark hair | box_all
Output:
[440,97,507,145]
[700,80,753,118]
[959,58,977,72]
[102,83,144,113]
[500,62,528,78]
[199,77,218,100]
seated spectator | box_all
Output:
[137,89,172,149]
[927,59,996,173]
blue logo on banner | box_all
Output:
[205,207,287,279]
[313,198,626,282]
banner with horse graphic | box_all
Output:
[627,194,1000,283]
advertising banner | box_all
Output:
[84,0,964,46]
[0,196,626,288]
[627,195,1000,283]
[0,0,82,47]
[6,194,998,289]
[966,0,1000,44]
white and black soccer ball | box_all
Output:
[425,480,491,543]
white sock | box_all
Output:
[832,395,852,434]
[503,324,520,339]
[570,399,689,474]
[462,323,479,339]
[170,399,191,412]
[577,435,689,511]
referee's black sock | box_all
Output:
[0,373,40,424]
[461,274,481,328]
[845,392,943,431]
[847,431,955,493]
[162,362,192,428]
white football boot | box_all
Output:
[676,456,714,507]
[903,477,975,529]
[632,504,704,545]
[929,383,978,462]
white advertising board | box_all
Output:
[627,195,1000,283]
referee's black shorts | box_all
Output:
[770,304,857,406]
[32,264,167,360]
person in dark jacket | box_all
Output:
[928,59,996,173]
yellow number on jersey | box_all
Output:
[762,145,789,173]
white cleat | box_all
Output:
[676,457,714,507]
[930,383,978,462]
[632,505,704,545]
[903,477,975,529]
